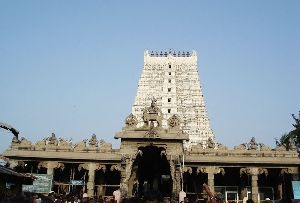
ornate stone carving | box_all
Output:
[240,168,251,176]
[281,167,298,175]
[287,138,297,151]
[111,164,122,171]
[183,167,193,174]
[258,168,268,176]
[47,133,58,146]
[125,113,138,128]
[142,98,163,127]
[248,137,258,150]
[197,166,225,175]
[38,161,64,170]
[144,121,159,138]
[206,137,215,149]
[88,134,98,147]
[145,129,158,138]
[74,139,87,151]
[78,163,106,172]
[168,115,181,129]
[240,167,268,176]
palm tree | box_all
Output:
[277,111,300,150]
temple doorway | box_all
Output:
[135,145,172,197]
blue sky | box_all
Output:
[0,1,299,152]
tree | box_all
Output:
[277,111,300,150]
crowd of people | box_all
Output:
[0,183,288,203]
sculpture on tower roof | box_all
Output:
[47,133,58,146]
[125,113,138,128]
[248,137,258,150]
[142,98,162,128]
[89,134,98,147]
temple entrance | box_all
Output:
[135,145,172,197]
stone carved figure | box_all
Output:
[111,164,122,171]
[288,138,297,151]
[240,168,251,176]
[258,168,268,176]
[89,134,98,147]
[168,115,181,128]
[144,127,158,138]
[47,133,58,146]
[234,143,247,150]
[248,137,258,150]
[125,113,138,128]
[74,139,87,151]
[207,137,215,149]
[183,167,193,174]
[142,98,163,127]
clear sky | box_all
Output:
[0,1,299,152]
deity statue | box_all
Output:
[207,137,215,149]
[89,134,98,147]
[48,133,58,146]
[248,137,258,150]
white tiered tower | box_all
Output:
[132,50,214,148]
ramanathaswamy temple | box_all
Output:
[2,51,300,203]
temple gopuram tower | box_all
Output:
[132,50,214,147]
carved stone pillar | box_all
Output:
[78,163,106,197]
[208,173,214,193]
[240,167,267,203]
[87,163,96,197]
[197,166,225,194]
[251,172,259,203]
